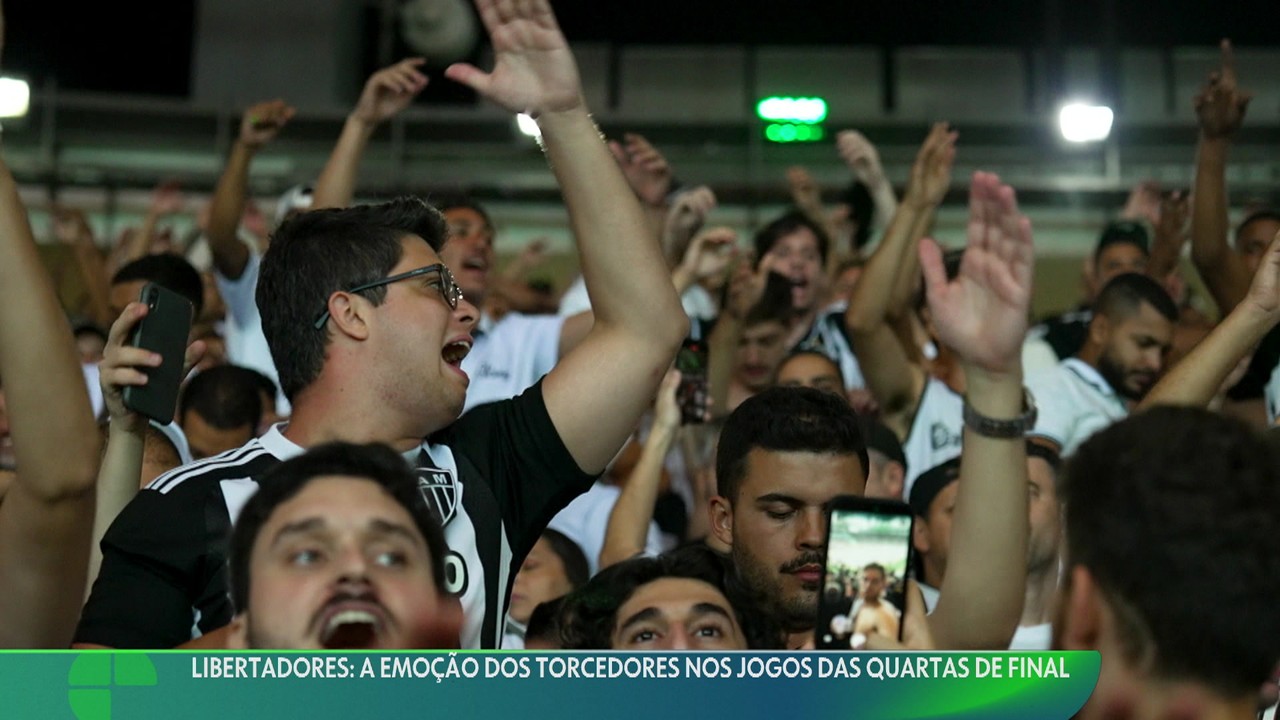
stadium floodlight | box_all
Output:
[0,78,30,119]
[515,112,541,139]
[764,122,825,143]
[756,96,828,124]
[1058,103,1113,143]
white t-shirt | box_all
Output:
[461,311,565,413]
[1027,358,1128,457]
[546,481,669,576]
[1265,361,1280,426]
[213,252,290,416]
[902,378,964,498]
[1009,623,1052,651]
[796,310,867,392]
[558,275,718,322]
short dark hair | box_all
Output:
[112,253,204,318]
[228,442,449,613]
[753,211,831,267]
[862,562,886,577]
[1093,220,1151,262]
[256,198,448,400]
[434,195,494,234]
[778,349,846,389]
[839,181,875,251]
[1093,272,1178,324]
[716,386,868,501]
[557,544,783,650]
[525,596,566,648]
[179,365,264,431]
[1235,209,1280,242]
[540,529,590,591]
[1064,407,1280,697]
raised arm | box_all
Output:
[52,207,113,329]
[312,58,429,210]
[608,133,673,248]
[446,0,687,474]
[599,370,682,570]
[0,149,101,647]
[1148,191,1190,281]
[922,172,1031,650]
[844,125,953,433]
[207,99,295,280]
[836,130,898,236]
[892,126,957,315]
[661,185,716,267]
[1190,40,1254,314]
[1143,229,1280,410]
[123,182,184,266]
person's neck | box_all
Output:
[864,597,882,608]
[1076,343,1101,369]
[1089,679,1256,720]
[786,307,818,348]
[1020,562,1059,627]
[283,382,426,454]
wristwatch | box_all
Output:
[963,388,1038,438]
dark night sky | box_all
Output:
[4,0,1279,97]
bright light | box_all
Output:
[764,122,824,143]
[0,78,30,118]
[756,96,828,124]
[515,113,541,139]
[1058,103,1114,143]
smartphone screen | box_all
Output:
[674,338,708,425]
[816,496,915,650]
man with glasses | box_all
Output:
[75,0,688,651]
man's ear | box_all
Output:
[1058,565,1102,652]
[327,292,371,341]
[886,462,906,502]
[710,495,735,550]
[1088,313,1111,348]
[912,517,931,554]
[226,613,249,649]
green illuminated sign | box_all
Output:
[756,96,828,123]
[764,123,825,143]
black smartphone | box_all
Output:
[674,338,709,425]
[816,496,916,650]
[122,283,193,425]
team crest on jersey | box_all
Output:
[416,467,458,526]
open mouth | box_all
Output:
[442,339,472,365]
[462,257,488,272]
[320,608,382,650]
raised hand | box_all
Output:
[1243,229,1280,318]
[679,227,738,283]
[239,99,295,149]
[444,0,581,117]
[610,133,673,207]
[786,165,823,211]
[920,172,1033,376]
[99,303,205,433]
[51,206,93,245]
[149,181,185,216]
[1120,179,1163,226]
[905,122,958,209]
[663,185,716,253]
[1156,190,1189,241]
[653,368,684,431]
[836,130,888,189]
[1195,39,1252,140]
[351,58,429,126]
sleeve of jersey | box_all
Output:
[1026,369,1071,451]
[212,250,260,327]
[75,487,206,648]
[452,379,596,557]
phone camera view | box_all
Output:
[818,509,913,650]
[675,339,708,425]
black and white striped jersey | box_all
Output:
[75,380,594,649]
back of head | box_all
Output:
[1092,272,1178,325]
[716,386,867,501]
[557,544,782,650]
[1064,406,1280,697]
[113,253,205,318]
[180,365,264,432]
[228,441,449,612]
[753,211,831,267]
[256,198,448,400]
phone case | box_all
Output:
[122,283,193,424]
[675,338,709,425]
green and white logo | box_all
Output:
[67,653,157,720]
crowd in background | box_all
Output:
[2,2,1279,719]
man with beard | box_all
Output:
[849,564,900,645]
[1027,272,1177,456]
[710,171,1033,650]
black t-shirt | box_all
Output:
[76,380,594,649]
[1227,324,1280,401]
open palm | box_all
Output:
[445,0,581,116]
[921,172,1033,375]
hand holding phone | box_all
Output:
[674,338,709,425]
[816,496,916,650]
[116,283,193,425]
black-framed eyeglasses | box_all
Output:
[312,263,463,330]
